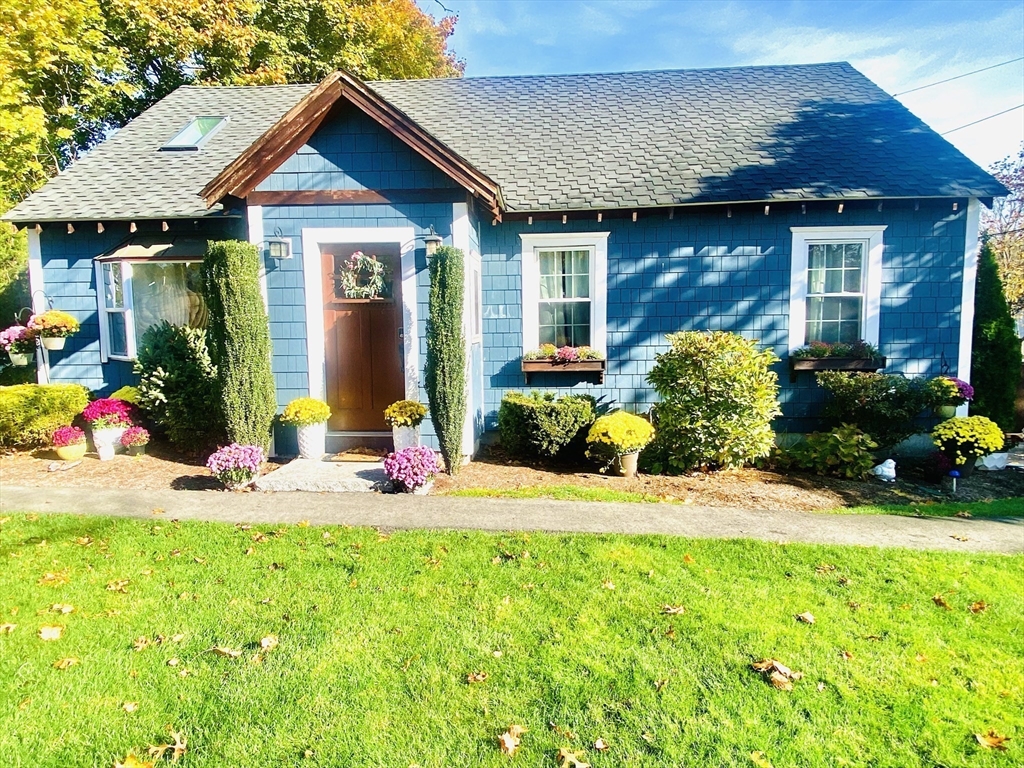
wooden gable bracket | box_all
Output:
[200,71,505,221]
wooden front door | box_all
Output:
[322,243,405,432]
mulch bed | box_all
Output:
[433,445,1024,512]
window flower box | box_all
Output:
[521,359,606,384]
[789,356,887,372]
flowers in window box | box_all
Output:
[207,443,264,489]
[383,445,440,492]
[52,426,86,448]
[929,376,974,406]
[82,398,134,429]
[280,397,332,427]
[28,310,80,338]
[931,416,1004,466]
[523,344,605,362]
[791,340,881,359]
[0,324,35,354]
[585,411,656,464]
[121,426,150,448]
[384,400,428,428]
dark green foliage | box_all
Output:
[201,240,276,452]
[425,245,466,473]
[644,331,780,472]
[815,371,939,450]
[0,383,88,447]
[782,424,879,480]
[0,225,29,329]
[0,363,35,386]
[134,321,224,454]
[497,391,596,459]
[971,241,1022,431]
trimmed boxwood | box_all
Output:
[498,391,596,459]
[0,383,89,447]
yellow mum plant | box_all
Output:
[280,397,331,427]
[384,400,427,428]
[28,310,80,337]
[931,416,1003,466]
[585,411,655,465]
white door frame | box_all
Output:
[300,227,419,428]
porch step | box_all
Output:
[255,457,387,493]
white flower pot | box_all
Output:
[41,336,66,351]
[297,422,327,460]
[92,426,127,460]
[977,452,1009,471]
[7,351,31,366]
[393,425,420,452]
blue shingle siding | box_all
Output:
[37,220,238,394]
[257,105,458,193]
[479,199,969,434]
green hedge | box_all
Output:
[0,383,89,448]
[201,240,276,452]
[425,245,467,473]
[498,391,596,459]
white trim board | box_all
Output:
[519,231,609,355]
[247,205,270,311]
[26,229,48,384]
[452,202,478,459]
[300,226,419,403]
[957,198,980,417]
[788,226,887,352]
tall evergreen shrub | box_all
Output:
[971,241,1021,431]
[201,240,276,452]
[425,245,466,473]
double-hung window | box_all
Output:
[789,226,885,350]
[96,260,207,361]
[520,232,608,354]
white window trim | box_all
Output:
[300,226,418,408]
[788,226,886,352]
[95,259,201,362]
[519,231,609,355]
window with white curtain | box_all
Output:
[96,260,207,360]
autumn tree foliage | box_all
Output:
[984,145,1024,315]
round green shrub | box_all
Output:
[498,391,596,460]
[783,424,879,480]
[645,331,780,472]
[0,383,89,447]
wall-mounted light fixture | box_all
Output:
[423,225,443,258]
[266,238,292,259]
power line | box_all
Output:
[940,104,1024,135]
[893,56,1024,96]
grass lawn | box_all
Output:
[446,486,1024,518]
[1,513,1021,767]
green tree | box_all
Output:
[201,240,276,452]
[970,241,1022,431]
[425,245,466,473]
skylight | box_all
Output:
[162,116,227,151]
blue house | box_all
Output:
[5,63,1007,457]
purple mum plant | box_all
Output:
[383,445,440,492]
[207,443,264,488]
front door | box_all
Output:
[322,243,405,432]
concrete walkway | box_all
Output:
[2,485,1021,553]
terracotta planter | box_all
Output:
[127,444,146,456]
[55,443,87,462]
[296,422,327,460]
[617,452,639,478]
[393,425,420,451]
[7,351,31,366]
[41,336,66,351]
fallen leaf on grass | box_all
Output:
[601,579,615,590]
[815,564,836,574]
[752,659,803,690]
[53,657,78,669]
[661,605,685,615]
[38,625,63,641]
[166,658,179,667]
[0,624,15,634]
[549,723,575,740]
[915,654,928,663]
[260,635,279,651]
[654,679,668,692]
[969,601,988,614]
[467,671,488,683]
[39,571,69,587]
[932,594,952,610]
[148,731,187,762]
[750,752,773,768]
[151,508,165,515]
[683,554,695,564]
[556,748,591,768]
[498,724,527,755]
[122,702,139,713]
[107,579,130,593]
[841,650,854,660]
[593,738,609,751]
[796,612,816,624]
[954,510,972,518]
[209,646,242,659]
[114,754,155,768]
[297,520,310,528]
[51,604,74,614]
[975,729,1010,751]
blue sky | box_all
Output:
[432,0,1024,169]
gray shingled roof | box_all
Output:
[5,84,316,222]
[5,62,1005,222]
